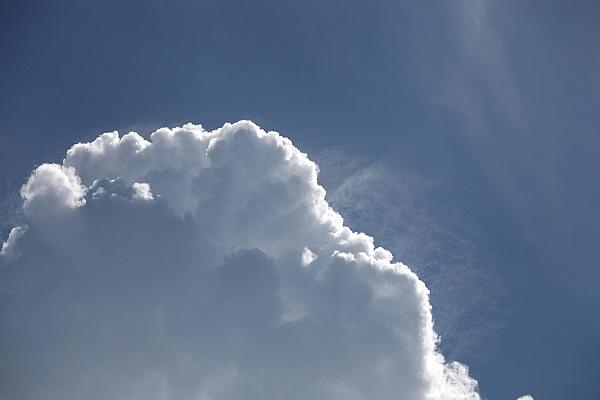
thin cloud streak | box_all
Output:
[315,152,507,360]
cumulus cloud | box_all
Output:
[0,225,27,261]
[1,121,483,400]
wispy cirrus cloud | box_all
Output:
[314,150,507,360]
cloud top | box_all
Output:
[1,121,481,399]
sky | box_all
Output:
[1,1,599,399]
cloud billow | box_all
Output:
[1,121,482,399]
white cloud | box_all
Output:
[0,225,27,261]
[1,121,487,399]
[20,164,86,216]
[517,396,534,400]
[131,182,154,201]
[301,247,317,266]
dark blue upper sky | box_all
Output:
[1,1,599,399]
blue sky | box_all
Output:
[1,1,599,399]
